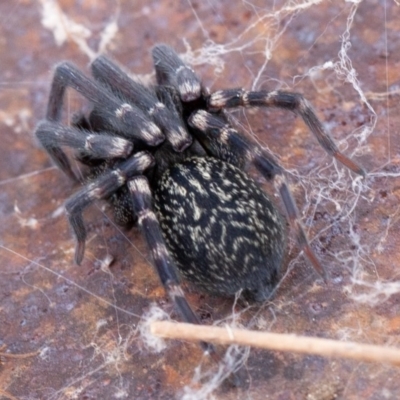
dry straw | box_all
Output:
[151,321,400,366]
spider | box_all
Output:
[35,45,365,333]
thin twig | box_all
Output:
[0,345,39,360]
[151,321,400,366]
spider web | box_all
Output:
[0,0,400,399]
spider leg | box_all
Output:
[152,44,202,102]
[189,110,328,281]
[127,176,213,350]
[129,175,245,384]
[36,120,133,162]
[65,151,154,265]
[41,62,164,171]
[209,89,365,176]
[90,56,192,152]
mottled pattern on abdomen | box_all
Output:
[154,157,286,302]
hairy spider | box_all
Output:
[35,45,365,329]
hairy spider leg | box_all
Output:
[36,120,133,161]
[189,110,328,282]
[128,177,205,324]
[128,175,243,382]
[152,44,203,102]
[38,62,164,180]
[65,152,155,265]
[209,89,366,177]
[90,56,192,152]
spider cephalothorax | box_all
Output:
[35,44,364,328]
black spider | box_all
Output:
[35,44,365,332]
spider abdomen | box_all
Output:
[154,157,286,302]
